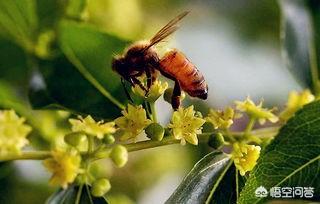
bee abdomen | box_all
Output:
[160,49,208,100]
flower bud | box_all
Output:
[202,122,215,133]
[145,123,165,141]
[91,178,111,197]
[64,132,87,148]
[103,134,115,145]
[208,133,225,149]
[110,145,128,168]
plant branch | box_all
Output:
[124,133,211,152]
[0,126,280,162]
[244,117,256,136]
[230,126,280,138]
[0,151,51,162]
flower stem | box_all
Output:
[92,133,211,160]
[144,101,152,120]
[124,136,179,152]
[125,133,211,152]
[88,136,94,154]
[0,126,279,162]
[75,184,84,204]
[244,117,256,136]
[236,169,239,202]
[0,151,51,162]
[230,126,280,139]
[150,102,158,123]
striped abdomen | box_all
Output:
[159,49,208,99]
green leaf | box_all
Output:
[165,151,232,204]
[29,56,121,119]
[279,0,312,88]
[0,0,38,51]
[35,0,64,30]
[29,21,130,119]
[309,0,320,89]
[279,0,320,93]
[66,0,87,20]
[46,185,108,204]
[210,165,246,204]
[58,20,128,108]
[239,101,320,204]
[0,37,29,88]
[0,80,27,112]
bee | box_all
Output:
[112,11,208,109]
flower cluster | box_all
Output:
[232,143,261,176]
[69,115,116,139]
[132,79,168,102]
[115,104,152,141]
[42,114,128,193]
[205,107,237,129]
[280,90,315,121]
[43,149,81,188]
[235,97,278,124]
[0,110,31,156]
[168,106,206,145]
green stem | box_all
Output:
[224,129,236,142]
[126,133,211,152]
[0,126,280,162]
[144,101,152,120]
[150,102,158,123]
[124,136,179,152]
[0,151,51,162]
[75,184,84,204]
[244,117,256,136]
[236,169,239,202]
[92,133,211,161]
[87,135,94,154]
[230,126,280,139]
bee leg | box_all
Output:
[145,68,154,96]
[172,80,181,110]
[131,77,148,93]
[121,78,133,103]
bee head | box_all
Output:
[112,57,127,76]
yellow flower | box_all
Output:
[205,107,237,129]
[132,80,168,102]
[43,149,81,189]
[280,90,315,121]
[168,106,206,145]
[114,104,152,141]
[235,97,278,124]
[69,115,116,139]
[232,143,261,176]
[0,110,31,155]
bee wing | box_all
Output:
[144,11,190,51]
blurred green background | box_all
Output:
[0,0,302,203]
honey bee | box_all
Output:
[112,11,208,109]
